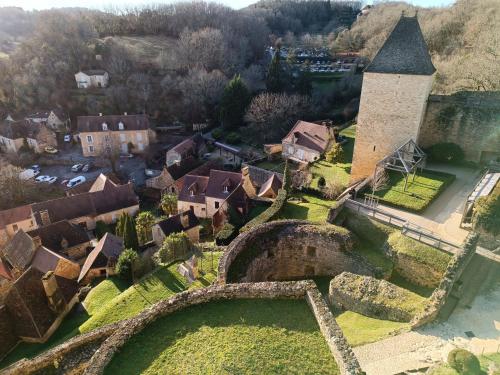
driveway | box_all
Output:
[374,163,481,244]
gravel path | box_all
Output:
[354,285,500,375]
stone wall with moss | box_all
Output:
[219,220,380,283]
[419,92,500,162]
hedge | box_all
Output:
[240,189,288,232]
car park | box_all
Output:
[66,176,86,188]
[82,163,92,172]
[35,175,51,183]
[71,164,83,172]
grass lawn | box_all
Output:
[1,253,222,368]
[279,193,334,223]
[105,299,339,375]
[335,311,410,347]
[428,353,500,374]
[388,232,451,275]
[254,159,286,173]
[367,170,456,213]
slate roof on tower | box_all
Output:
[364,16,435,75]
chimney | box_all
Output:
[32,236,42,248]
[60,237,69,250]
[42,271,65,313]
[241,166,249,176]
[180,211,190,229]
[99,113,103,117]
[39,210,51,226]
[124,112,127,116]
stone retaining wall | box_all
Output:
[81,281,364,375]
[219,220,379,284]
[410,233,478,328]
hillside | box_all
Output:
[335,0,500,94]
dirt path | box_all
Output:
[353,285,500,375]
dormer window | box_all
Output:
[118,122,125,130]
[102,122,108,131]
[189,189,194,197]
[223,185,229,193]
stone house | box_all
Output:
[177,170,248,219]
[1,267,79,353]
[26,220,91,264]
[75,70,109,89]
[0,204,36,248]
[350,15,435,181]
[282,120,332,163]
[1,230,81,281]
[211,184,250,233]
[78,233,124,284]
[30,175,140,230]
[77,114,155,157]
[152,210,200,246]
[25,110,71,132]
[166,134,206,167]
[241,165,283,200]
[25,122,58,153]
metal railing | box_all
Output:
[344,199,461,254]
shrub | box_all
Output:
[158,232,191,263]
[325,143,344,163]
[447,349,481,375]
[427,143,465,164]
[317,176,326,188]
[115,249,139,282]
[283,160,291,191]
[215,223,237,245]
[240,189,287,232]
[211,128,223,140]
[323,179,346,200]
[160,193,177,216]
[94,220,111,240]
[225,132,241,144]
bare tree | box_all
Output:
[371,167,389,193]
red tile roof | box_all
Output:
[78,233,124,282]
[0,204,32,229]
[205,170,242,200]
[282,120,331,153]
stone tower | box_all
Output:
[350,15,436,182]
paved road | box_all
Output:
[375,163,481,245]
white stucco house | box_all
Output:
[75,70,109,89]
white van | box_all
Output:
[67,176,86,188]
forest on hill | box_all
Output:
[335,0,500,94]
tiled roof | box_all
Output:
[0,204,32,229]
[174,160,222,192]
[66,173,121,196]
[258,174,282,197]
[205,170,242,200]
[178,175,209,204]
[1,230,37,270]
[30,247,65,275]
[80,69,107,76]
[364,16,436,75]
[244,165,283,188]
[78,233,123,282]
[77,114,149,133]
[27,220,90,253]
[166,157,201,181]
[4,267,78,339]
[170,133,205,156]
[156,210,200,237]
[282,120,331,153]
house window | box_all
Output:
[87,135,93,143]
[202,207,206,211]
[12,224,18,232]
[223,186,229,193]
[373,145,376,152]
[136,133,143,141]
[118,122,125,130]
[88,145,95,153]
[102,123,108,131]
[104,135,110,142]
[119,134,126,142]
[214,201,219,209]
[189,190,194,197]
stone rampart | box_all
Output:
[219,220,379,283]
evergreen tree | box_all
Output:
[115,248,139,282]
[219,75,250,130]
[123,214,139,251]
[266,47,285,93]
[136,211,155,244]
[325,143,344,164]
[295,70,312,96]
[115,212,127,237]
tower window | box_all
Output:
[373,145,376,152]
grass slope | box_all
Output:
[367,170,456,213]
[1,253,222,367]
[279,193,333,222]
[105,299,339,375]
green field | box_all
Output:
[105,299,339,375]
[367,170,456,212]
[279,193,333,222]
[1,253,222,367]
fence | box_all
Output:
[344,199,461,254]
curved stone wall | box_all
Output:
[219,220,379,284]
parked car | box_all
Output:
[47,176,58,184]
[66,176,86,188]
[71,164,83,172]
[44,146,58,154]
[82,163,92,172]
[202,153,212,160]
[64,134,72,142]
[35,175,51,183]
[30,164,41,172]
